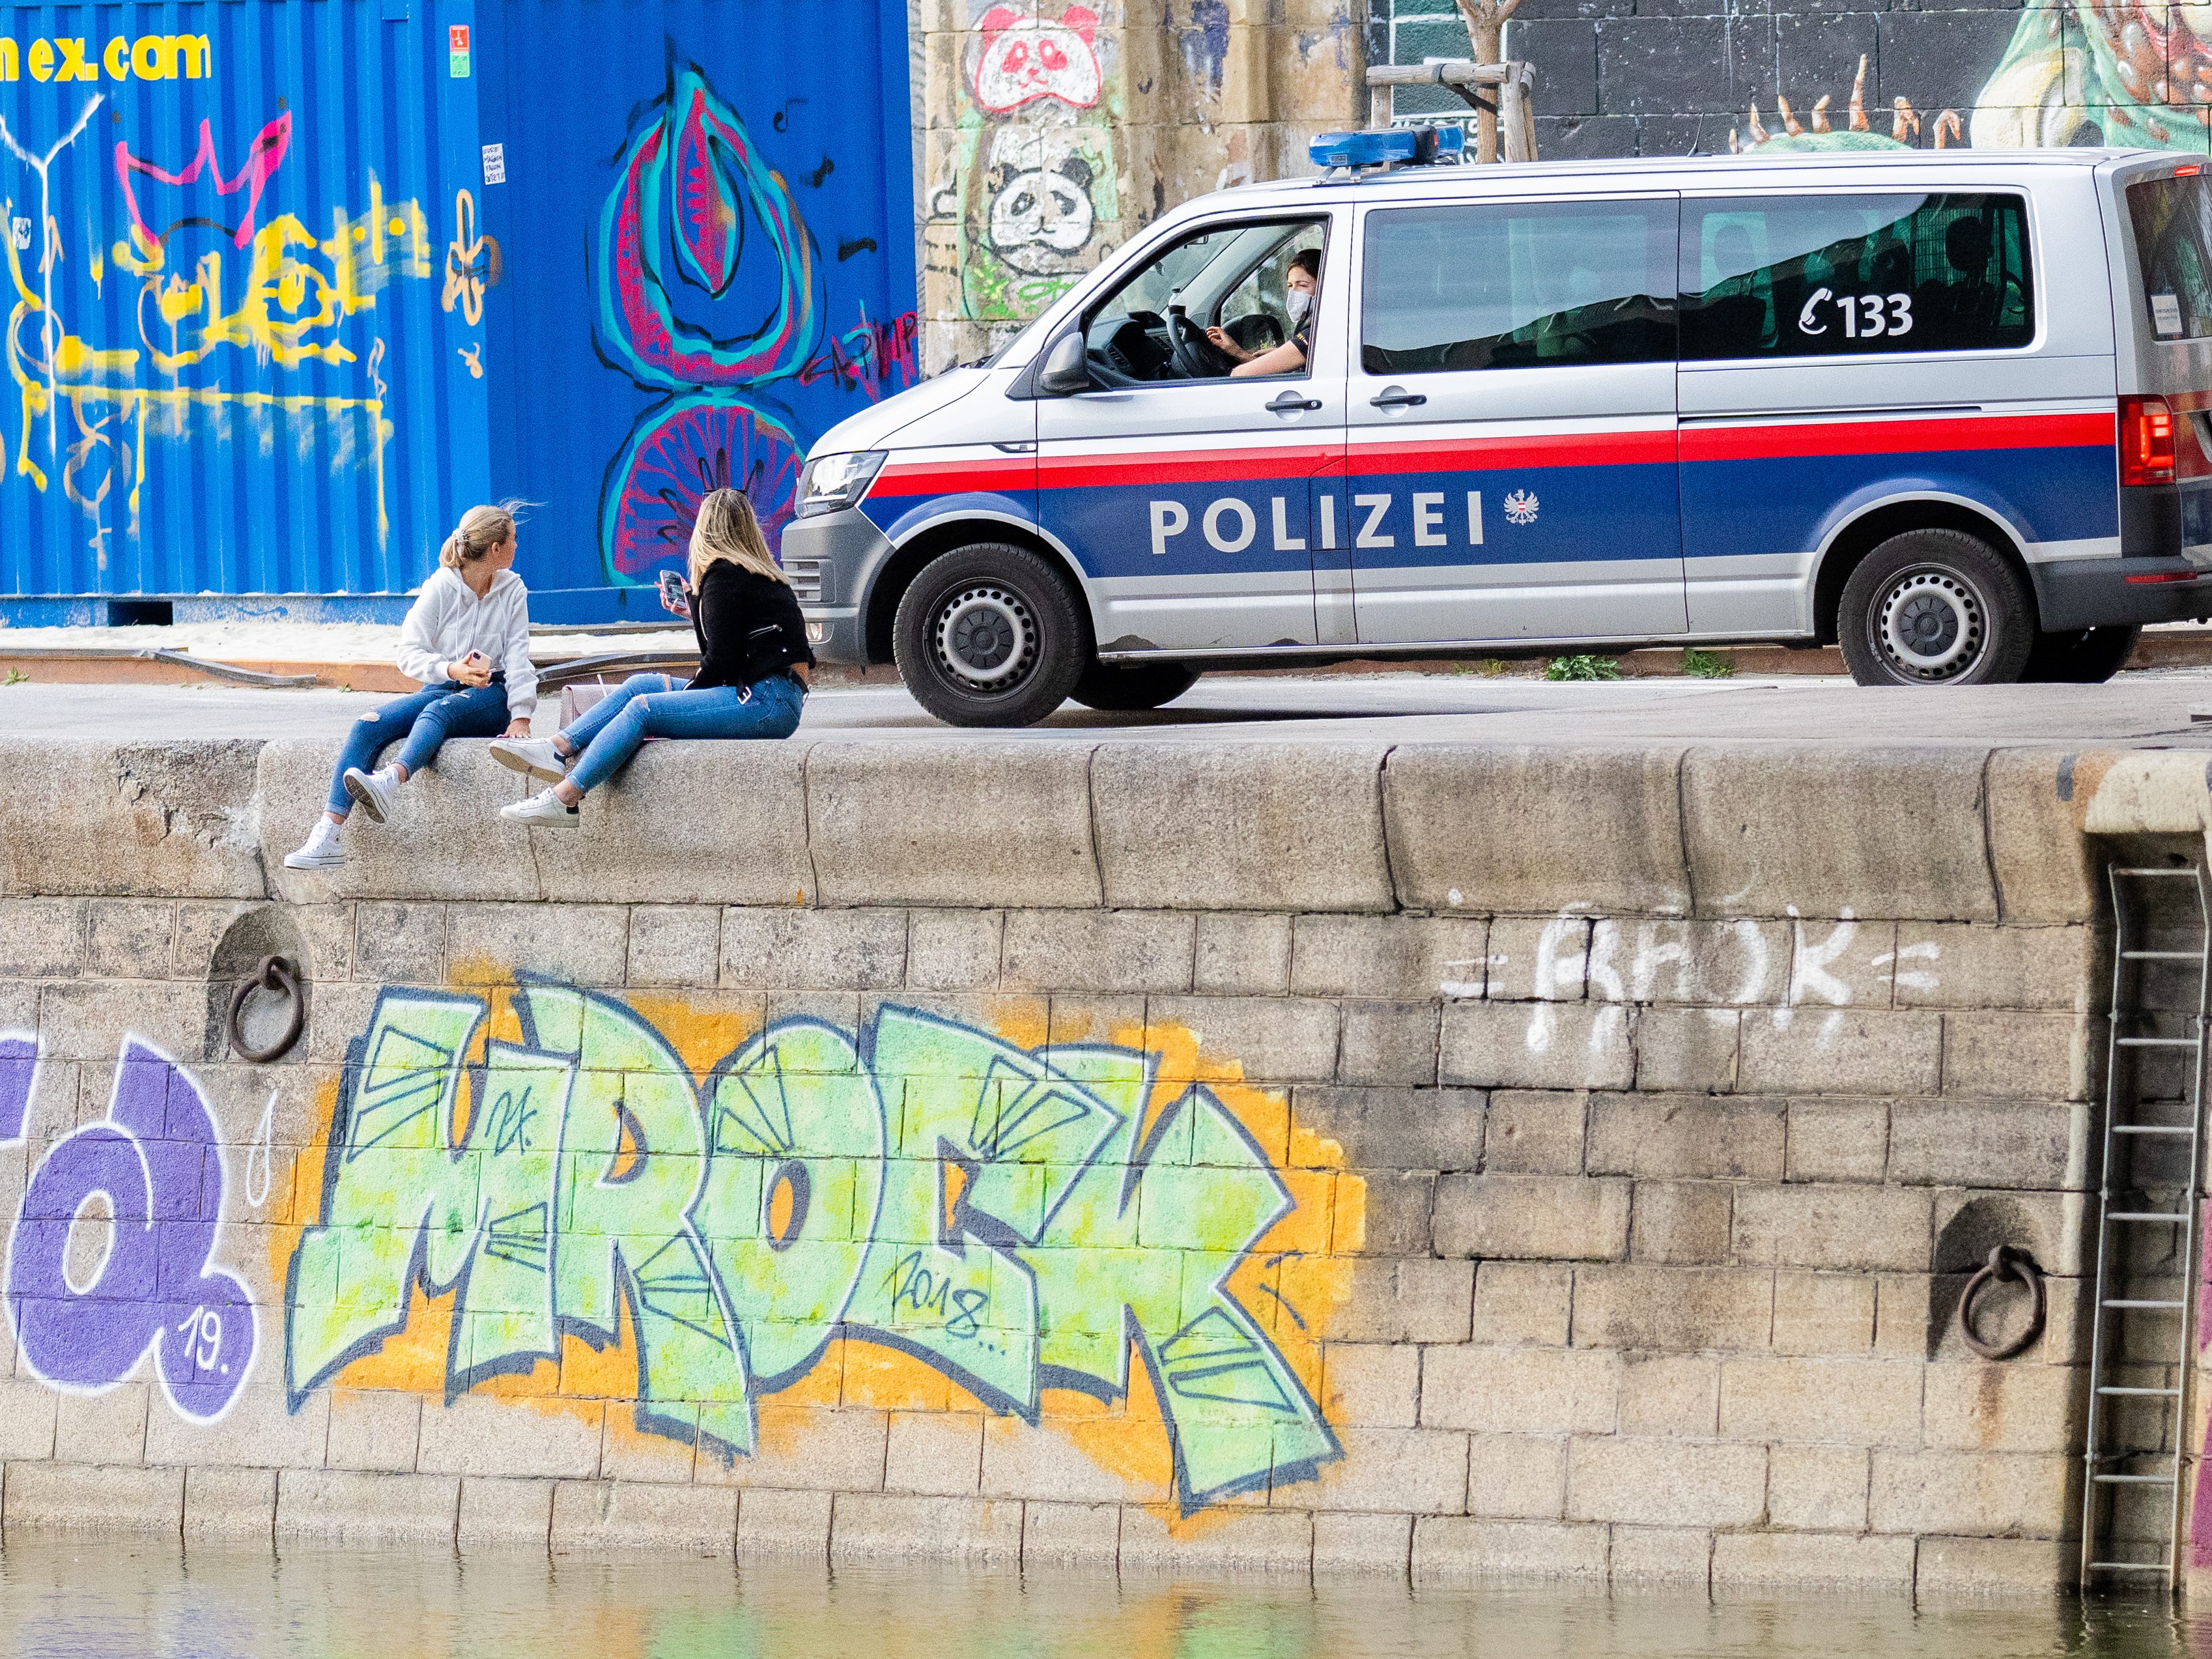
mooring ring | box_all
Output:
[1957,1244,2046,1361]
[227,955,304,1064]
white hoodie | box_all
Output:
[395,567,538,719]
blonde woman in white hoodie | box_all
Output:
[283,503,539,870]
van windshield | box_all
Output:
[2127,172,2212,341]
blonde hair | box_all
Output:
[687,488,787,589]
[439,501,521,571]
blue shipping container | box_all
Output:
[0,0,916,623]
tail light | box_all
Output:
[2122,394,2177,486]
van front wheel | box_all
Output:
[1837,530,2035,687]
[892,542,1088,726]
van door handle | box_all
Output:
[1266,391,1323,414]
[1370,389,1427,408]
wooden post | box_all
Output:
[1451,0,1522,162]
[1498,70,1528,162]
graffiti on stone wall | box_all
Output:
[283,984,1343,1513]
[1,94,434,561]
[928,3,1122,334]
[0,1033,259,1421]
[589,57,918,586]
[1721,5,2212,152]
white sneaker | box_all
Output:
[283,821,345,870]
[500,788,580,828]
[341,765,399,824]
[489,737,568,785]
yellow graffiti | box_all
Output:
[3,35,209,85]
[441,188,489,327]
[109,174,430,372]
[458,343,483,378]
[3,144,427,547]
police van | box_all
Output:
[782,139,2212,726]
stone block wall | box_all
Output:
[914,0,1367,372]
[0,733,2159,1593]
[1372,0,2212,163]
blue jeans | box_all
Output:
[326,679,511,814]
[561,672,804,793]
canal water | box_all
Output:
[1,1541,2210,1659]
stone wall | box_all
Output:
[914,0,1367,373]
[0,733,2157,1591]
[1378,0,2207,163]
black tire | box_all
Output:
[1070,660,1200,712]
[2019,624,2140,685]
[892,542,1088,727]
[1836,529,2036,687]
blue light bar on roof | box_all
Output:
[1311,129,1417,169]
[1310,126,1466,171]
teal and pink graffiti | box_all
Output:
[285,984,1339,1513]
[589,57,916,584]
[0,1034,257,1421]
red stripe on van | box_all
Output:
[1680,410,2114,464]
[1038,444,1341,489]
[868,458,1036,499]
[1348,429,1675,474]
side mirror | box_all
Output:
[1036,332,1090,396]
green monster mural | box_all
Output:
[1737,10,2212,154]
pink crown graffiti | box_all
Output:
[115,113,292,251]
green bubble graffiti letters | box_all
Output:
[283,982,1343,1513]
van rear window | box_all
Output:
[2127,173,2212,341]
[1680,193,2034,361]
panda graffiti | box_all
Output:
[986,144,1098,276]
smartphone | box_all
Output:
[658,569,689,614]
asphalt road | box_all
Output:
[10,669,2212,747]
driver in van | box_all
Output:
[1208,248,1320,377]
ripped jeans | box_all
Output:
[325,677,511,814]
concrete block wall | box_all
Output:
[0,734,2142,1593]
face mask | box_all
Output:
[1287,288,1313,323]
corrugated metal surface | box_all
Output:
[473,0,918,605]
[0,0,486,599]
[0,0,915,614]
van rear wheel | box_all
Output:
[1837,530,2035,687]
[892,541,1087,727]
[1070,660,1200,712]
[2021,625,2140,684]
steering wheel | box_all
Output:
[1167,305,1235,379]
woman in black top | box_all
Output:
[490,488,814,823]
[1209,247,1320,378]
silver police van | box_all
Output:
[783,141,2212,726]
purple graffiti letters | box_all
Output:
[0,1034,34,1142]
[4,1038,257,1421]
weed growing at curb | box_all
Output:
[1544,654,1621,682]
[0,670,27,687]
[1681,648,1736,679]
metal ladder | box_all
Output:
[2082,864,2211,1587]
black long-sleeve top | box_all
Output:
[688,559,817,692]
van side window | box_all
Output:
[1360,200,1677,375]
[1679,193,2034,360]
